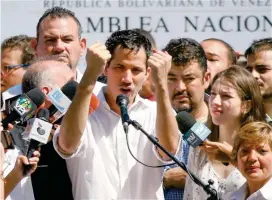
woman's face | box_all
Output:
[237,142,272,185]
[209,79,244,126]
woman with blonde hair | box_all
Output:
[184,66,266,199]
[226,121,272,199]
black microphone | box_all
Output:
[116,94,130,133]
[2,88,45,129]
[23,108,52,175]
[176,111,211,147]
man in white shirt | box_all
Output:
[53,30,181,200]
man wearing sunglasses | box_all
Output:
[1,35,35,93]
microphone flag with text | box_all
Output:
[2,88,46,129]
[176,111,211,147]
[23,108,52,175]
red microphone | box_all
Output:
[89,93,100,114]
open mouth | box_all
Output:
[120,88,132,94]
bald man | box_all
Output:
[4,59,75,200]
[22,60,74,107]
[22,59,74,200]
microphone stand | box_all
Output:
[127,119,220,200]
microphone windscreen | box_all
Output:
[61,80,78,100]
[176,111,196,134]
[36,108,50,121]
[116,94,129,107]
[26,88,46,107]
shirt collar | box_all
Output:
[259,177,272,199]
[230,182,248,200]
[76,69,83,82]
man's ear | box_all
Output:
[104,63,110,77]
[144,66,151,82]
[80,38,87,56]
[31,38,38,55]
[40,87,50,95]
[204,71,211,90]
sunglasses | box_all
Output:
[1,63,30,78]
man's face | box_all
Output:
[201,40,230,82]
[35,17,86,72]
[1,48,26,92]
[167,62,209,113]
[246,50,272,103]
[104,46,150,105]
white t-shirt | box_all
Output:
[183,147,246,200]
[53,87,176,200]
[225,177,272,200]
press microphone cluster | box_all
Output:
[47,80,100,124]
[2,88,46,129]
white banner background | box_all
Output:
[1,0,271,71]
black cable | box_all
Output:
[124,131,195,182]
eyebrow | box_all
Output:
[168,72,176,77]
[44,34,74,39]
[206,52,220,58]
[255,64,271,68]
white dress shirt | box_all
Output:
[225,177,272,200]
[53,87,178,200]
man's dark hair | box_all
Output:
[245,38,272,58]
[163,38,207,72]
[36,6,82,40]
[105,30,152,63]
[1,35,35,64]
[202,38,237,65]
[133,28,157,49]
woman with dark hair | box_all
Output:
[184,66,266,199]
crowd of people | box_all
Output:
[1,6,272,200]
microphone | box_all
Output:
[2,88,46,129]
[176,111,211,147]
[47,80,78,123]
[116,94,130,133]
[48,80,100,124]
[23,108,52,175]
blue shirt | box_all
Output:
[164,141,190,200]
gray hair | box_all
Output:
[22,66,57,93]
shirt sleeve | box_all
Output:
[152,133,182,164]
[52,124,89,160]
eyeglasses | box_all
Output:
[1,63,30,78]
